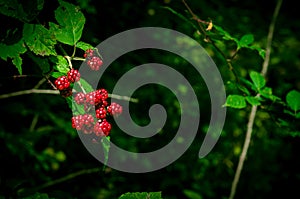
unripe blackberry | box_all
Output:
[99,120,111,136]
[107,102,123,116]
[96,106,107,119]
[87,56,103,71]
[74,92,86,105]
[55,76,70,91]
[84,49,94,58]
[67,69,80,83]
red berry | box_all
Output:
[84,49,94,58]
[96,106,107,119]
[94,122,105,137]
[67,69,80,83]
[99,120,111,136]
[74,92,86,105]
[107,102,123,116]
[55,76,70,91]
[71,114,95,134]
[87,56,103,71]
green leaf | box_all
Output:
[76,41,94,51]
[239,34,254,48]
[23,23,57,56]
[54,55,69,73]
[0,41,27,75]
[286,90,300,112]
[245,96,261,106]
[183,190,203,199]
[12,56,23,75]
[213,25,239,44]
[223,95,247,109]
[51,71,65,78]
[118,192,162,199]
[53,0,86,45]
[260,87,280,101]
[249,71,266,90]
[73,78,95,93]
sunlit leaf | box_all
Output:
[52,0,86,45]
[223,95,247,109]
[286,90,300,112]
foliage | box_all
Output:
[0,0,299,199]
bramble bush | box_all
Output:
[0,0,299,198]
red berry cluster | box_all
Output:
[54,69,81,97]
[53,49,122,138]
[72,89,123,137]
[84,49,103,71]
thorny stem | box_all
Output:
[228,0,283,199]
[182,0,239,81]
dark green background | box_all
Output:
[0,0,299,198]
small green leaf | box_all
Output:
[76,41,94,51]
[53,0,86,45]
[183,190,203,199]
[250,71,266,90]
[223,95,247,109]
[51,71,65,78]
[214,25,239,44]
[260,87,280,101]
[239,34,254,48]
[119,192,162,199]
[12,56,23,75]
[23,23,57,56]
[286,90,300,112]
[55,55,69,73]
[245,96,261,106]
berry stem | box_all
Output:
[64,56,73,69]
[108,93,139,103]
[72,57,86,61]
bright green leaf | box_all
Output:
[245,96,261,106]
[119,192,162,199]
[23,23,57,56]
[12,56,23,75]
[51,71,65,78]
[53,0,86,45]
[55,55,69,73]
[260,87,280,101]
[239,34,254,48]
[223,95,247,109]
[76,41,94,51]
[286,90,300,112]
[250,71,266,90]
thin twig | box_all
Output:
[0,89,60,99]
[17,167,103,196]
[109,93,139,103]
[228,0,283,199]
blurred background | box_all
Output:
[0,0,299,198]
